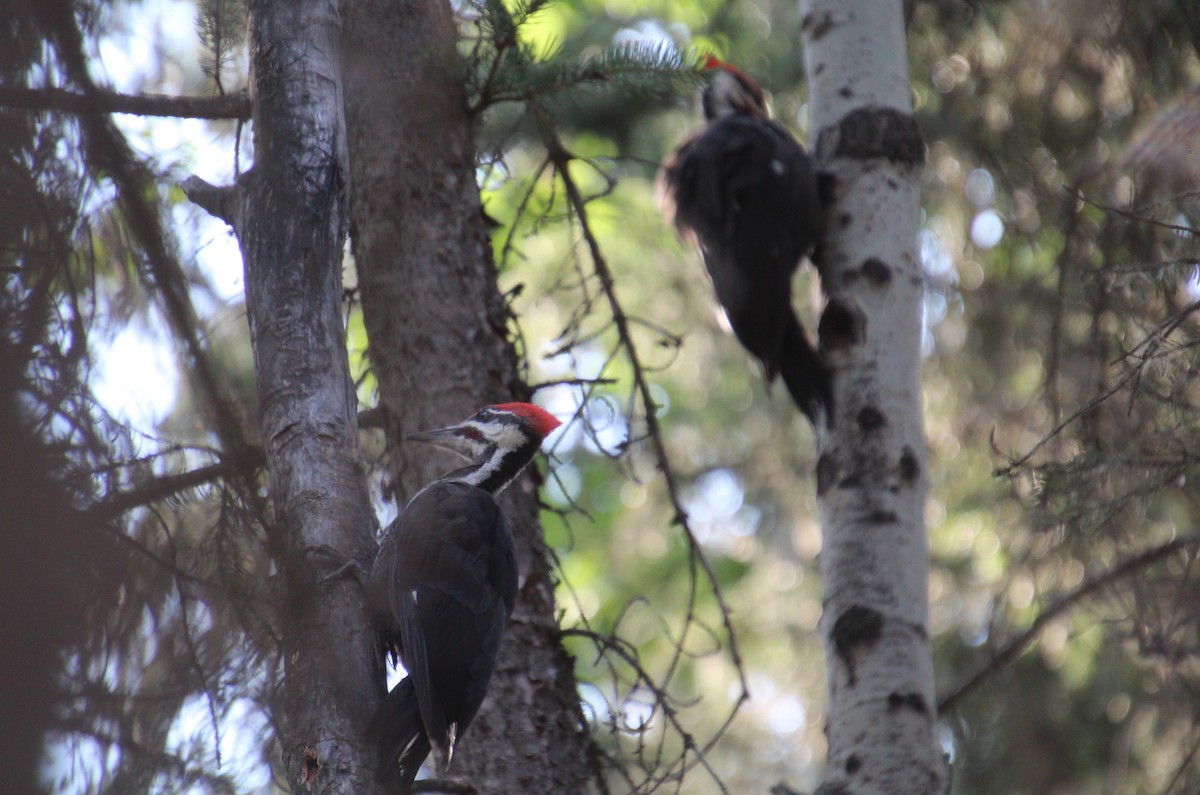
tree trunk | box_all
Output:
[184,0,383,791]
[800,2,946,793]
[342,0,594,790]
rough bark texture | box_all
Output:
[342,0,594,790]
[800,2,947,794]
[185,0,383,791]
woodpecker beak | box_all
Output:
[406,425,459,444]
[406,423,482,461]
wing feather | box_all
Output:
[386,481,518,764]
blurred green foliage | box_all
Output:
[473,0,1200,792]
[23,0,1200,792]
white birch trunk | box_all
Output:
[800,2,946,793]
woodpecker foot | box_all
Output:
[307,545,369,586]
[410,775,477,794]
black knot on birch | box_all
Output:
[856,406,885,431]
[899,445,921,484]
[832,604,883,684]
[861,257,892,286]
[887,691,929,715]
[819,298,865,349]
[816,106,925,167]
[801,10,836,40]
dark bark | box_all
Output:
[0,351,116,795]
[36,0,256,492]
[342,0,593,790]
[186,0,382,791]
[0,85,251,120]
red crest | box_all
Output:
[490,402,562,439]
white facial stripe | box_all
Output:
[473,418,525,446]
[458,416,532,489]
[461,445,504,487]
[711,71,742,117]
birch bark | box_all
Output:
[800,2,947,792]
[184,0,383,791]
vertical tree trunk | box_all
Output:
[185,0,383,792]
[800,2,946,793]
[342,0,594,790]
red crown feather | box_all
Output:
[490,402,562,439]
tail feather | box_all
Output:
[367,677,432,794]
[779,313,832,424]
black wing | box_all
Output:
[663,115,830,419]
[365,676,431,792]
[388,480,518,761]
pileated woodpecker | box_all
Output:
[661,56,831,422]
[367,402,561,792]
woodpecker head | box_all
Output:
[408,402,562,493]
[701,55,768,121]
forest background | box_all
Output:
[3,0,1200,793]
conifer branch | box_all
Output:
[938,536,1199,713]
[197,0,249,96]
[0,85,251,120]
[470,37,701,114]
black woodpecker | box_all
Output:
[661,56,831,422]
[367,402,562,792]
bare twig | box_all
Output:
[1068,186,1198,236]
[530,376,618,391]
[181,176,243,229]
[159,515,225,768]
[0,85,251,120]
[87,450,265,525]
[1163,728,1200,795]
[938,536,1198,713]
[545,131,748,793]
[563,627,727,790]
[997,286,1200,477]
[37,0,271,543]
[993,364,1141,477]
[1045,181,1085,424]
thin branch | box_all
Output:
[529,376,618,391]
[545,129,748,793]
[993,363,1141,477]
[998,284,1200,476]
[96,516,209,588]
[37,0,272,545]
[87,450,265,525]
[1068,186,1198,236]
[0,85,251,120]
[1118,298,1200,363]
[1119,298,1200,412]
[563,628,726,791]
[1045,180,1085,425]
[159,515,225,768]
[938,536,1198,714]
[181,176,243,229]
[1098,257,1200,276]
[1163,727,1200,795]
